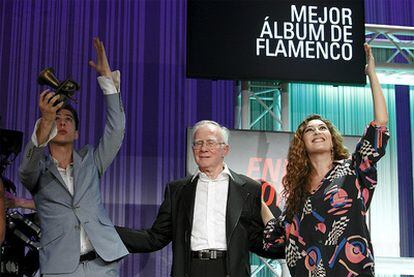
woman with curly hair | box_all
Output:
[261,44,389,277]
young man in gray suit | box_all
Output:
[19,37,128,276]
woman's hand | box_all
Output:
[364,43,376,77]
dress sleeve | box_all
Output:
[263,217,286,251]
[352,121,390,191]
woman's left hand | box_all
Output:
[364,43,376,76]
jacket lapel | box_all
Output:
[181,171,249,245]
[46,157,71,195]
[181,176,198,229]
[72,149,89,204]
[72,150,82,191]
[226,171,248,245]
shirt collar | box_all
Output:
[51,157,73,169]
[191,163,234,182]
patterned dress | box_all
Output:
[264,122,389,277]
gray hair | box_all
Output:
[192,120,230,145]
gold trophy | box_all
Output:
[37,68,80,104]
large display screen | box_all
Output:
[187,0,366,85]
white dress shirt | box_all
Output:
[31,71,121,255]
[190,163,234,251]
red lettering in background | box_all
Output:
[246,157,287,184]
[247,157,288,214]
[262,158,282,182]
[246,157,262,179]
[261,181,276,206]
[261,181,283,217]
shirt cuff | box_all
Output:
[97,70,121,95]
[31,119,57,147]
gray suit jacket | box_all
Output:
[19,93,128,274]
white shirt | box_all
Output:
[190,163,233,251]
[31,71,121,255]
[52,158,94,254]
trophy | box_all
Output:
[37,67,80,105]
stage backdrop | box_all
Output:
[0,0,234,276]
[0,0,413,276]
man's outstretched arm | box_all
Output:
[116,184,174,252]
[89,37,126,175]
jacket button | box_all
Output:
[26,148,33,158]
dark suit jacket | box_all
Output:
[116,170,284,276]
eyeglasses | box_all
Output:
[192,139,225,150]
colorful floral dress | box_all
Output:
[264,122,389,277]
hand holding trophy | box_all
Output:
[37,67,80,105]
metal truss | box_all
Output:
[235,81,283,130]
[365,24,414,85]
[236,24,414,132]
[251,258,290,277]
[366,24,414,64]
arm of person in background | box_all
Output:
[0,179,6,244]
[260,201,286,253]
[365,43,388,126]
[248,184,285,259]
[4,191,36,210]
[88,37,126,176]
[261,200,275,226]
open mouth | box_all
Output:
[312,138,325,143]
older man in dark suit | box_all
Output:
[116,120,284,277]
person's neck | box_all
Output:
[199,164,225,180]
[49,143,74,169]
[309,152,333,180]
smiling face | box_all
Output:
[192,124,229,173]
[51,109,79,145]
[302,119,333,155]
